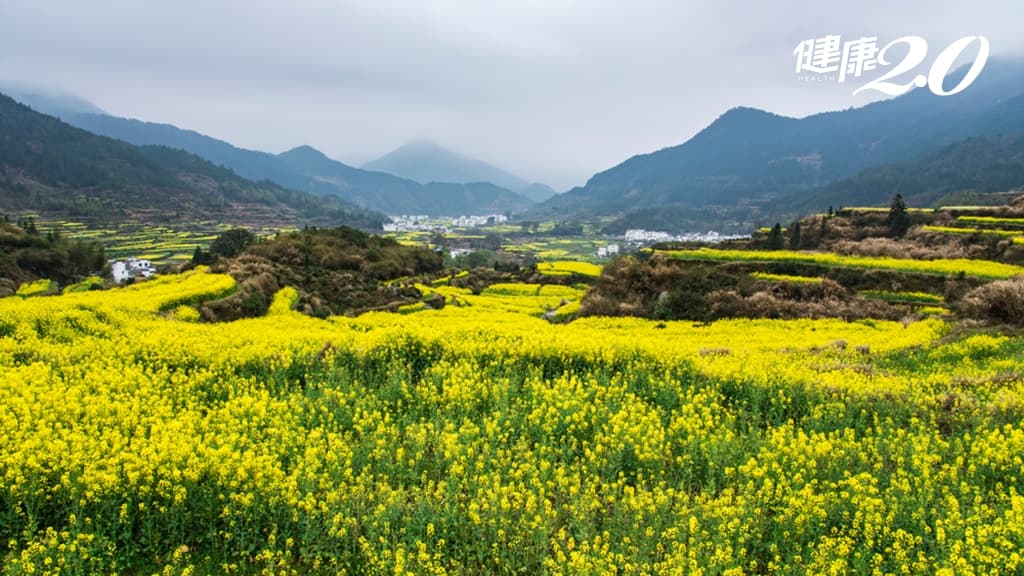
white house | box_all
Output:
[597,244,620,258]
[111,258,157,284]
[625,229,674,243]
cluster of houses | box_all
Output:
[382,215,440,233]
[110,258,157,284]
[450,214,508,228]
[624,229,676,243]
[624,229,749,245]
[429,228,747,261]
[383,214,509,233]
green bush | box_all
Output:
[16,278,56,297]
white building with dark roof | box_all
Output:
[111,258,157,284]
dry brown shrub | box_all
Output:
[960,277,1024,325]
[707,289,906,321]
[831,237,975,260]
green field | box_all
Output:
[34,220,295,268]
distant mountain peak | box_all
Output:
[362,140,537,192]
[400,139,450,152]
[709,106,788,129]
[279,144,331,161]
[721,105,772,117]
[368,140,475,168]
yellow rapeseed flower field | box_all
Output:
[749,272,823,284]
[537,261,603,278]
[921,225,1020,238]
[658,247,1024,280]
[1,269,1023,574]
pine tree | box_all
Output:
[767,222,784,249]
[887,193,910,237]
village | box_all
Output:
[382,210,751,262]
[99,219,750,286]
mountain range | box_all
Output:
[0,93,385,230]
[533,59,1024,232]
[0,85,538,216]
[4,59,1024,233]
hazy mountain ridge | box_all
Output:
[0,93,385,230]
[2,91,536,216]
[362,140,556,201]
[9,60,1024,229]
[275,144,534,215]
[535,59,1024,230]
[363,140,531,191]
[513,182,558,202]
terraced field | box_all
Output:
[3,269,1024,574]
[536,261,603,277]
[33,219,294,267]
[918,214,1024,245]
[657,247,1024,280]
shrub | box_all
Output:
[62,276,104,294]
[960,278,1024,325]
[16,278,56,297]
[210,228,257,258]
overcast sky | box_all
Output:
[2,0,1022,190]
